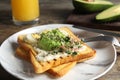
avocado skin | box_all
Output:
[96,15,120,22]
[96,4,120,22]
[73,0,114,13]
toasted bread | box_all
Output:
[16,46,95,77]
[47,61,77,77]
[17,27,96,74]
[16,46,30,62]
[16,46,77,77]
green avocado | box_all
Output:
[38,29,66,51]
[73,0,114,13]
[96,4,120,22]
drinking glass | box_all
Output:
[11,0,40,25]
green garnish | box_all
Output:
[78,45,82,48]
[66,50,71,54]
[72,52,77,56]
[64,36,70,42]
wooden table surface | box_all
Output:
[0,0,120,80]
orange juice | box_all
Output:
[11,0,39,25]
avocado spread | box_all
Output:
[38,29,69,51]
[24,28,84,61]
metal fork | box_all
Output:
[82,35,120,47]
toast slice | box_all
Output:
[17,27,96,74]
[47,54,95,77]
[16,46,95,77]
[16,46,77,77]
[16,46,96,77]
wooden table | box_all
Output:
[0,0,120,80]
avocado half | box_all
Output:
[96,4,120,22]
[73,0,114,13]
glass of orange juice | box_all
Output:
[11,0,40,25]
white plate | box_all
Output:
[0,24,117,80]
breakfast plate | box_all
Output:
[0,24,117,80]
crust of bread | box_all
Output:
[16,46,30,62]
[17,27,96,74]
[47,61,77,77]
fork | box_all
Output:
[82,35,120,47]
